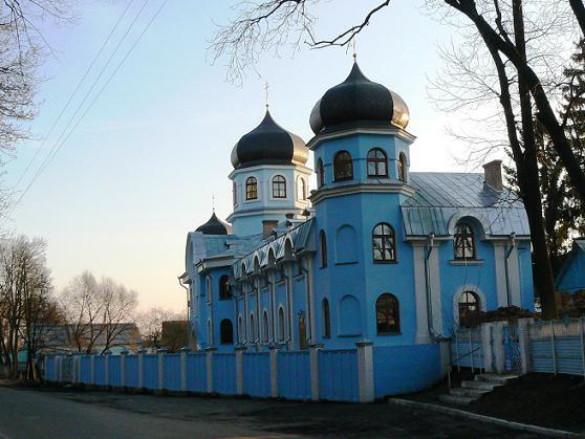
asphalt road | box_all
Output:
[0,384,552,439]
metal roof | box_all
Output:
[401,172,530,237]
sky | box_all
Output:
[2,0,491,314]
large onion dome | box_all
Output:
[231,110,308,169]
[310,62,410,135]
[196,212,228,235]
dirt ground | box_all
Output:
[411,371,585,433]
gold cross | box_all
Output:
[264,81,270,109]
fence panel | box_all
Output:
[278,351,311,400]
[44,355,57,381]
[94,356,106,386]
[243,352,271,398]
[163,354,182,391]
[108,356,122,387]
[213,353,237,395]
[125,355,139,388]
[529,319,585,377]
[186,353,207,392]
[142,355,158,390]
[319,350,358,402]
[80,356,91,384]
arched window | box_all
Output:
[376,293,400,334]
[458,291,480,327]
[278,307,285,341]
[262,311,269,343]
[220,319,233,344]
[206,276,212,301]
[272,175,287,198]
[454,222,476,259]
[246,177,258,200]
[297,177,307,201]
[397,153,407,182]
[249,313,256,342]
[372,223,396,263]
[317,158,325,188]
[367,148,388,177]
[322,298,331,338]
[233,181,237,205]
[333,151,353,181]
[219,275,230,300]
[320,230,328,268]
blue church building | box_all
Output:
[180,62,535,395]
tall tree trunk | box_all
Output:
[513,0,558,318]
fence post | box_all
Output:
[517,318,533,374]
[235,345,246,395]
[309,344,321,401]
[57,356,63,383]
[580,317,585,380]
[481,323,492,372]
[104,351,111,388]
[269,346,279,398]
[90,354,96,386]
[491,323,506,373]
[551,321,557,375]
[157,348,167,392]
[74,353,82,385]
[120,349,128,388]
[180,347,190,392]
[137,349,145,389]
[356,341,375,403]
[206,348,216,393]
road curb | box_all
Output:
[389,398,583,438]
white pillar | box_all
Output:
[90,354,96,385]
[206,349,215,393]
[104,352,110,387]
[356,341,374,403]
[137,349,145,389]
[309,345,321,401]
[180,347,189,392]
[518,318,533,374]
[157,349,167,392]
[120,350,128,388]
[492,323,506,373]
[493,242,509,307]
[481,323,493,372]
[269,347,279,398]
[412,243,431,344]
[235,346,245,395]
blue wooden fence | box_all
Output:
[213,353,237,395]
[319,349,359,402]
[278,351,311,400]
[243,352,270,397]
[186,353,207,392]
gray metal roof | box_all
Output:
[401,172,530,237]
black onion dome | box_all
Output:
[310,62,410,134]
[231,110,308,169]
[196,213,228,235]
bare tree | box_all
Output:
[137,307,184,350]
[59,272,139,354]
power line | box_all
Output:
[7,0,169,220]
[13,0,137,190]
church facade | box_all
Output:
[180,62,535,393]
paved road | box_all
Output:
[0,384,551,439]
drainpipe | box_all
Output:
[504,232,516,306]
[301,253,313,344]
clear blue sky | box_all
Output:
[3,0,485,313]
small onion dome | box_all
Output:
[196,213,228,235]
[309,62,410,135]
[231,110,308,169]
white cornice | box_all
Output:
[228,164,313,179]
[307,127,417,150]
[310,183,416,204]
